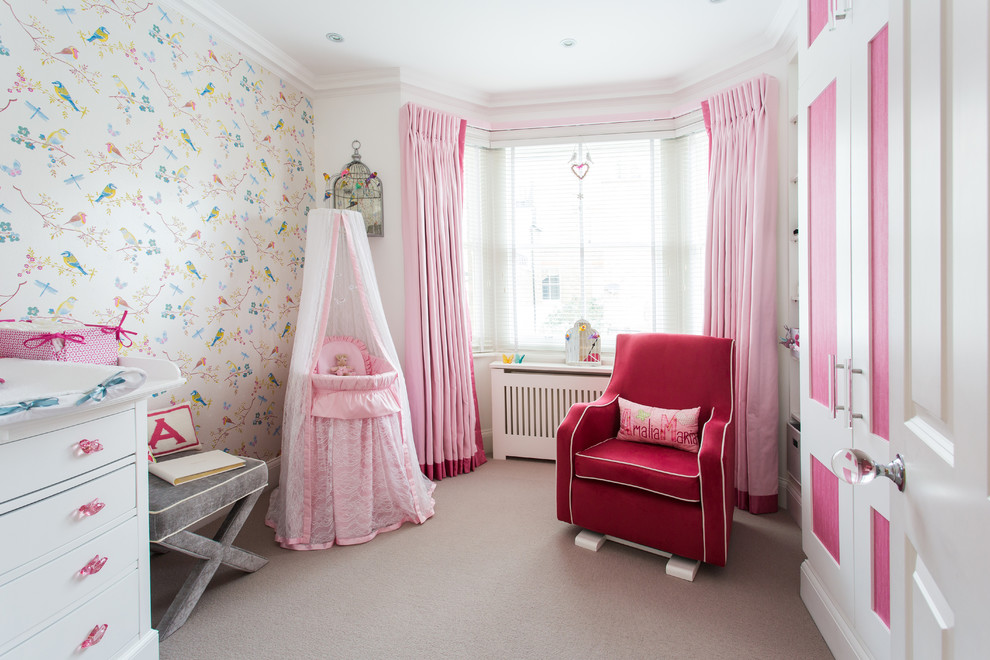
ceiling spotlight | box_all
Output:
[326,32,344,43]
[560,38,577,48]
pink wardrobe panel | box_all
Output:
[809,81,838,408]
[872,508,891,628]
[809,0,830,46]
[812,455,840,563]
[870,25,890,441]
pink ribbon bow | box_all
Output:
[86,311,137,347]
[22,332,86,349]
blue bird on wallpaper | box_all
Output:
[268,373,280,387]
[61,251,87,276]
[200,82,214,96]
[210,327,224,346]
[111,75,132,101]
[119,227,139,247]
[190,390,207,406]
[43,128,69,147]
[281,321,291,338]
[180,128,197,152]
[205,206,219,223]
[260,159,272,177]
[51,81,80,111]
[95,183,116,203]
[276,220,287,235]
[273,118,283,131]
[86,26,109,42]
[185,260,202,279]
[55,296,77,317]
[264,266,276,283]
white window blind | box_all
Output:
[462,131,708,354]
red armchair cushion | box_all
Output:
[574,438,701,503]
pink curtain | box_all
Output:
[701,74,779,514]
[399,103,486,480]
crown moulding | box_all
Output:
[164,0,798,117]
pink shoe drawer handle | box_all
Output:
[79,555,108,576]
[78,439,104,454]
[78,499,106,517]
[80,623,108,649]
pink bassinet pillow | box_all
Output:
[316,336,370,376]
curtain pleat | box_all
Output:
[702,75,780,514]
[400,103,486,480]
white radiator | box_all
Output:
[489,362,612,460]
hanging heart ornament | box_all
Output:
[571,162,590,180]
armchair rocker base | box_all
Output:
[574,529,701,581]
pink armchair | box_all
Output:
[556,333,736,576]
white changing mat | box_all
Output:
[0,358,147,425]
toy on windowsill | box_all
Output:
[502,354,525,364]
[328,353,355,376]
[565,320,601,365]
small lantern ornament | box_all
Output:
[565,319,601,364]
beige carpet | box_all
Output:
[152,458,832,659]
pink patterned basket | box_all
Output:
[0,320,121,365]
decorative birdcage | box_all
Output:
[325,140,384,237]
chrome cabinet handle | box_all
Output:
[834,0,851,20]
[832,448,905,491]
[829,354,838,418]
[845,358,864,429]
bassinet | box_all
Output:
[266,209,435,550]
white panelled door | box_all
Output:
[799,0,893,658]
[888,0,990,657]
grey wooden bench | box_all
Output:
[148,454,268,639]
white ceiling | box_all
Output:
[184,0,796,102]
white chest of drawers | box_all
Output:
[0,357,182,659]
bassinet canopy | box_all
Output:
[266,208,435,550]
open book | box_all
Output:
[149,450,246,485]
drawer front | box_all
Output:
[1,569,140,660]
[0,409,136,504]
[0,465,136,576]
[0,516,138,648]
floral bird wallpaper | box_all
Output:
[0,0,316,461]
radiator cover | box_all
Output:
[489,362,612,460]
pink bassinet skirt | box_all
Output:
[270,366,435,550]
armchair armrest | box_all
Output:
[556,394,618,523]
[697,412,736,566]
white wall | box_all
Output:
[313,91,405,367]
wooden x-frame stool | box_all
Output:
[148,455,268,639]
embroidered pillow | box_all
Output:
[617,397,702,453]
[147,402,201,457]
